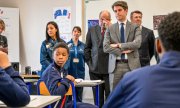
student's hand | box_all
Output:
[66,75,75,82]
[0,51,11,69]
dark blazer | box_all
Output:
[103,21,141,71]
[139,26,155,67]
[84,25,109,74]
[103,51,180,108]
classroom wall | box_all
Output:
[85,0,180,37]
[1,0,180,100]
[0,0,79,72]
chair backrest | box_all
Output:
[37,79,77,108]
[57,82,72,96]
[37,79,73,96]
[37,79,51,95]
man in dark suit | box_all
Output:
[130,10,155,67]
[103,1,141,89]
[103,11,180,108]
[84,10,111,107]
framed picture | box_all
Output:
[153,15,167,30]
[88,19,99,29]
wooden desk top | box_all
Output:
[0,95,61,108]
[21,74,40,79]
[24,79,39,83]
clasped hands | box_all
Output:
[110,43,133,54]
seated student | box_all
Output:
[0,51,30,107]
[41,42,98,108]
[103,11,180,108]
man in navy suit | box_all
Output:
[130,10,155,67]
[103,11,180,108]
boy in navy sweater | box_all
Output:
[42,42,97,108]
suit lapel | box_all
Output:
[125,21,131,42]
[114,22,121,42]
[95,25,102,41]
[141,26,146,38]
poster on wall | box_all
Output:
[0,7,19,62]
[88,19,99,29]
[153,15,167,30]
[53,7,71,42]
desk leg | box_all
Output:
[95,85,99,107]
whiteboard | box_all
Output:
[53,7,72,42]
[0,7,19,62]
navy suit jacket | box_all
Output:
[139,26,155,67]
[103,51,180,108]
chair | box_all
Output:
[37,79,76,108]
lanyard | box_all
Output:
[74,46,78,58]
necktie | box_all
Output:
[120,23,125,59]
[101,28,105,37]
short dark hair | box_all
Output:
[53,42,69,54]
[158,11,180,51]
[72,26,81,33]
[130,10,143,19]
[112,1,128,11]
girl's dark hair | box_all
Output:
[45,21,62,43]
[53,42,69,54]
[72,26,81,33]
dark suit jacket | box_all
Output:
[139,26,155,67]
[84,25,109,74]
[103,51,180,108]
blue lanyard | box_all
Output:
[74,46,78,58]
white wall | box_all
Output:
[85,0,180,37]
[0,0,77,72]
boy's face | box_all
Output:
[53,47,68,67]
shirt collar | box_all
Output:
[118,19,127,25]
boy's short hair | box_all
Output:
[53,42,69,54]
[158,11,180,51]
